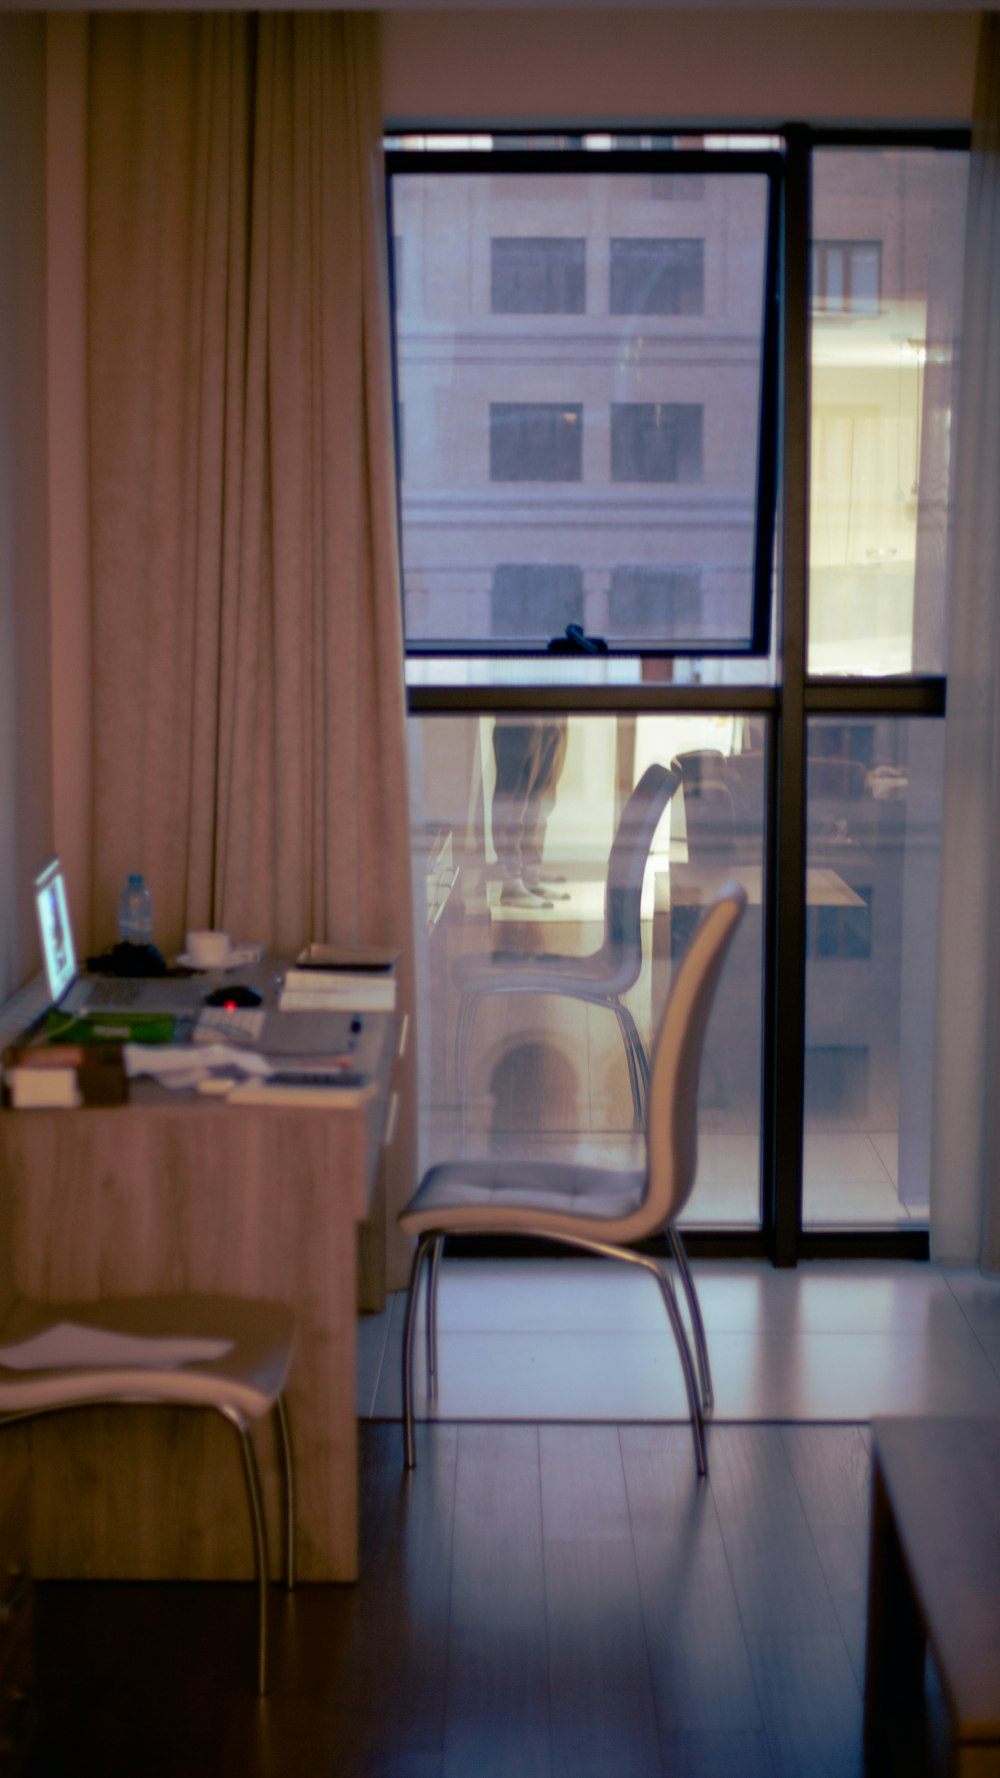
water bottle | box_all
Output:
[118,873,154,946]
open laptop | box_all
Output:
[34,858,201,1017]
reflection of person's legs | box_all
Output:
[492,723,552,907]
[522,718,569,896]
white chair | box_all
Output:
[0,1292,297,1694]
[400,884,747,1479]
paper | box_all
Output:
[0,1322,233,1371]
[123,1042,273,1089]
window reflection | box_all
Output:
[410,713,764,1226]
[802,718,943,1227]
[809,150,968,676]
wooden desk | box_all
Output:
[866,1417,1000,1777]
[0,1010,398,1584]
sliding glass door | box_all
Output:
[388,129,968,1259]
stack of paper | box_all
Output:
[278,946,397,1013]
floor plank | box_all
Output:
[620,1425,764,1735]
[540,1427,663,1778]
[444,1425,550,1778]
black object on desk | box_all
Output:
[204,985,263,1009]
[86,941,169,977]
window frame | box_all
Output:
[394,124,969,1268]
[385,143,782,662]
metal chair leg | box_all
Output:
[426,1236,444,1397]
[273,1394,297,1589]
[550,1235,708,1479]
[223,1408,272,1696]
[403,1233,435,1469]
[667,1225,714,1411]
[649,1260,708,1477]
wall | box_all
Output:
[0,14,52,1000]
[381,9,978,124]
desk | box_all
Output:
[866,1417,1000,1777]
[0,1005,398,1584]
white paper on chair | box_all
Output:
[0,1323,234,1371]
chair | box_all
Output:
[453,762,681,1135]
[401,883,747,1479]
[0,1292,297,1694]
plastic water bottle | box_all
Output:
[118,873,154,946]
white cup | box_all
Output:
[186,929,231,969]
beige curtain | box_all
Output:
[930,13,1000,1267]
[86,14,415,1280]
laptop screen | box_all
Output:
[34,858,78,1005]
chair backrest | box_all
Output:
[600,763,681,971]
[643,884,748,1227]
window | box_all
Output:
[491,564,584,640]
[610,238,704,315]
[491,237,586,314]
[389,131,968,1260]
[811,240,881,315]
[489,402,583,482]
[611,402,703,482]
[388,147,777,656]
[809,152,968,675]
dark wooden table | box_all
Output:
[866,1416,1000,1776]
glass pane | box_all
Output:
[392,167,772,654]
[802,717,942,1228]
[808,149,968,676]
[408,712,765,1227]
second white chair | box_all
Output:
[0,1291,297,1694]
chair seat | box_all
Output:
[0,1295,295,1419]
[400,1158,648,1240]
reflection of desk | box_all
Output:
[653,863,866,1110]
[0,1011,397,1583]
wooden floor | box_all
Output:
[24,1417,949,1778]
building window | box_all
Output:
[811,240,881,315]
[489,402,583,482]
[491,564,584,640]
[611,403,703,482]
[609,566,701,637]
[491,237,586,314]
[610,238,704,316]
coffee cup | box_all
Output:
[186,929,232,969]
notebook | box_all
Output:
[33,858,199,1019]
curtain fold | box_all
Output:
[930,13,1000,1267]
[86,14,415,1281]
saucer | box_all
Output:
[176,943,259,972]
[177,950,237,972]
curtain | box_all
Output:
[930,14,1000,1267]
[86,15,415,1281]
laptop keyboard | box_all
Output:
[87,977,143,1007]
[193,1005,267,1045]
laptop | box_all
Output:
[34,858,201,1018]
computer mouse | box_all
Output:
[204,984,263,1008]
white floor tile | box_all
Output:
[360,1260,999,1425]
[803,1132,894,1185]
